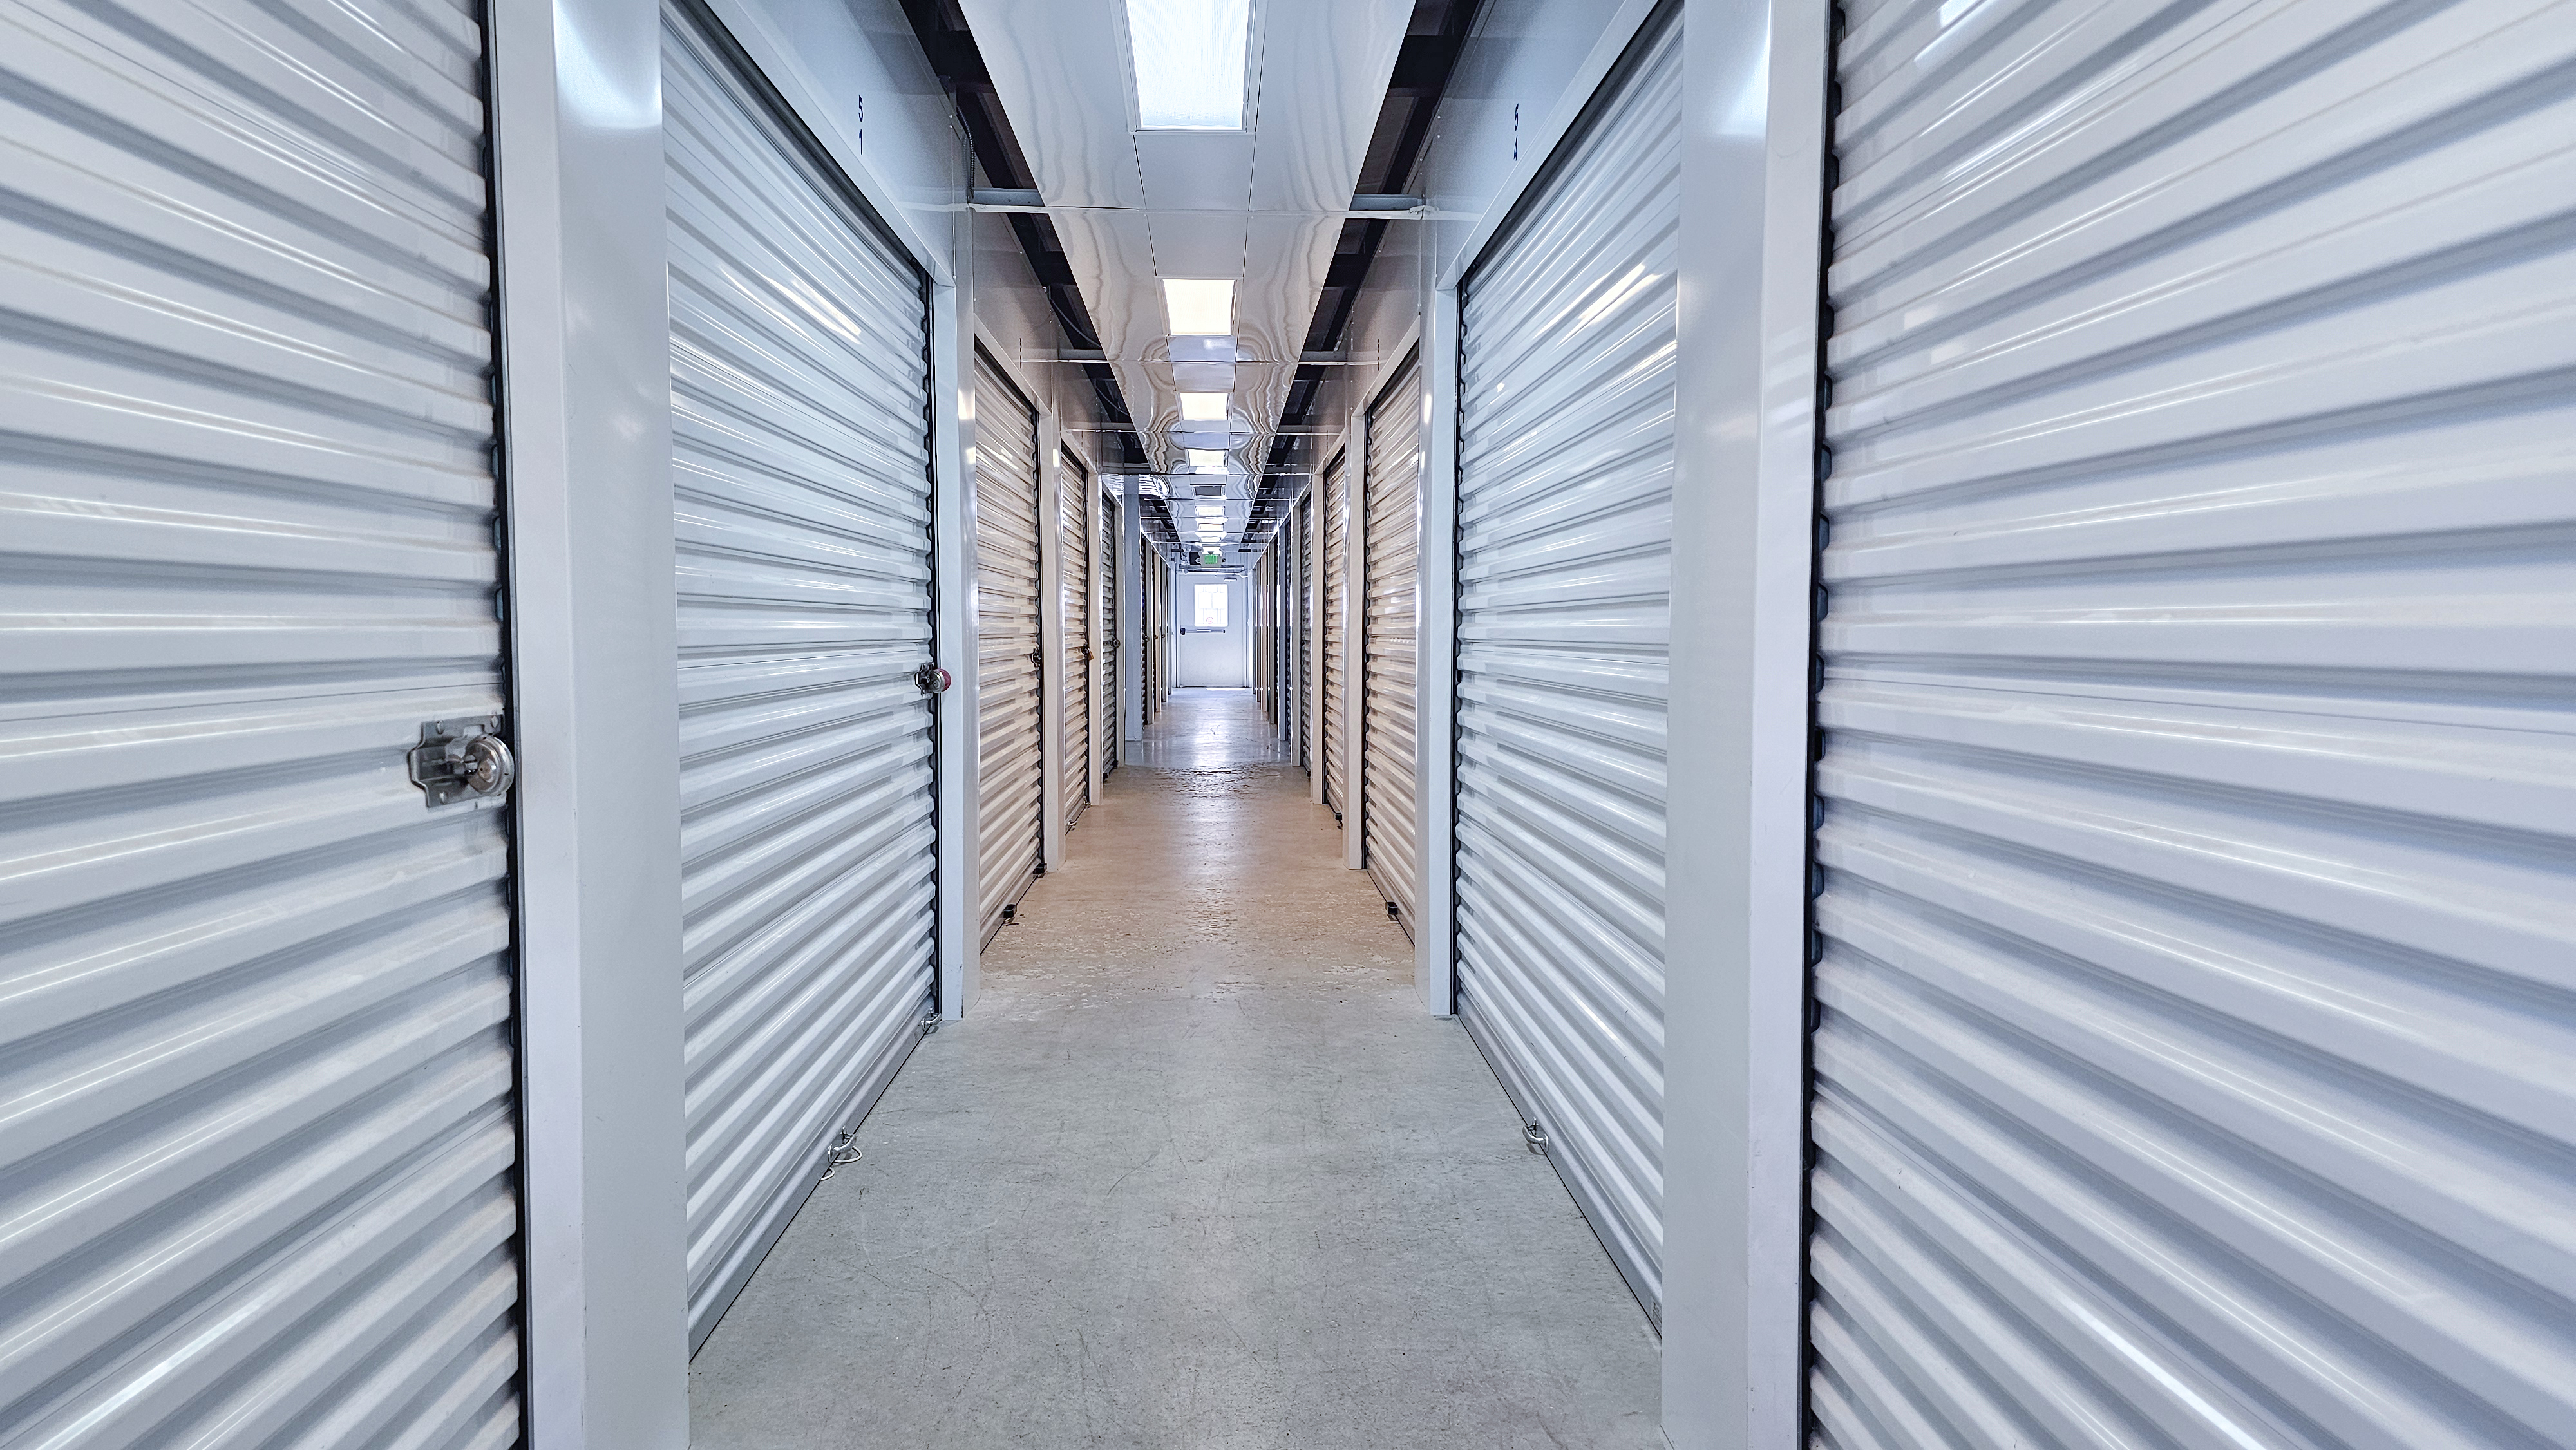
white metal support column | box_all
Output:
[491,0,688,1441]
[1341,422,1368,871]
[1658,1,1828,1445]
[934,261,980,1021]
[1037,410,1065,872]
[1417,290,1461,1017]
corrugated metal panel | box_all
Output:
[0,0,523,1443]
[1278,529,1293,743]
[1299,501,1314,772]
[1059,447,1092,827]
[1098,483,1119,776]
[1141,541,1159,725]
[974,350,1043,945]
[1257,547,1278,728]
[1808,3,2576,1448]
[664,0,936,1355]
[1363,359,1424,935]
[1453,9,1677,1326]
[1157,547,1172,714]
[1323,453,1350,814]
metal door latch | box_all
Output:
[409,717,515,806]
[820,1127,863,1181]
[914,663,952,693]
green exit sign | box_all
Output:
[1200,549,1221,566]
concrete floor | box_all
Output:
[688,688,1662,1449]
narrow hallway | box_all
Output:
[688,690,1661,1449]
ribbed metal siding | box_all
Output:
[973,351,1043,944]
[1454,10,1677,1324]
[1363,361,1424,934]
[0,1,523,1444]
[664,2,936,1354]
[1250,552,1262,717]
[1322,454,1350,813]
[1277,531,1295,744]
[1807,4,2576,1448]
[1141,545,1160,724]
[1059,447,1092,826]
[1256,548,1277,726]
[1156,548,1171,715]
[1098,485,1119,776]
[1298,503,1314,771]
[1157,549,1172,713]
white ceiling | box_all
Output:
[959,0,1411,548]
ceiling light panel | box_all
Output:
[1186,449,1228,471]
[1178,392,1229,422]
[1126,0,1251,130]
[1162,279,1235,337]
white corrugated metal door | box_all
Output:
[1099,484,1119,777]
[1298,501,1314,773]
[1141,543,1159,723]
[974,350,1043,944]
[1156,549,1172,715]
[1256,549,1276,726]
[1453,10,1677,1324]
[0,1,524,1443]
[664,0,936,1354]
[1363,359,1424,935]
[1059,446,1092,827]
[1808,4,2576,1447]
[1323,453,1350,816]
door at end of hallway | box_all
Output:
[1175,572,1250,688]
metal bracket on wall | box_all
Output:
[407,716,513,807]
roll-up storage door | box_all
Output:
[1322,453,1350,814]
[1453,8,1677,1324]
[0,3,525,1444]
[1059,447,1092,828]
[1806,5,2576,1449]
[974,350,1043,945]
[1362,359,1424,935]
[1278,537,1294,740]
[1252,554,1267,720]
[1260,550,1278,726]
[1299,502,1314,773]
[1140,545,1157,724]
[663,0,937,1353]
[1099,484,1119,776]
[1149,549,1170,717]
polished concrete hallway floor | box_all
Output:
[689,688,1662,1448]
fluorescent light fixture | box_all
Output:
[1178,392,1228,422]
[1187,449,1227,471]
[1126,0,1251,129]
[1162,279,1234,337]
